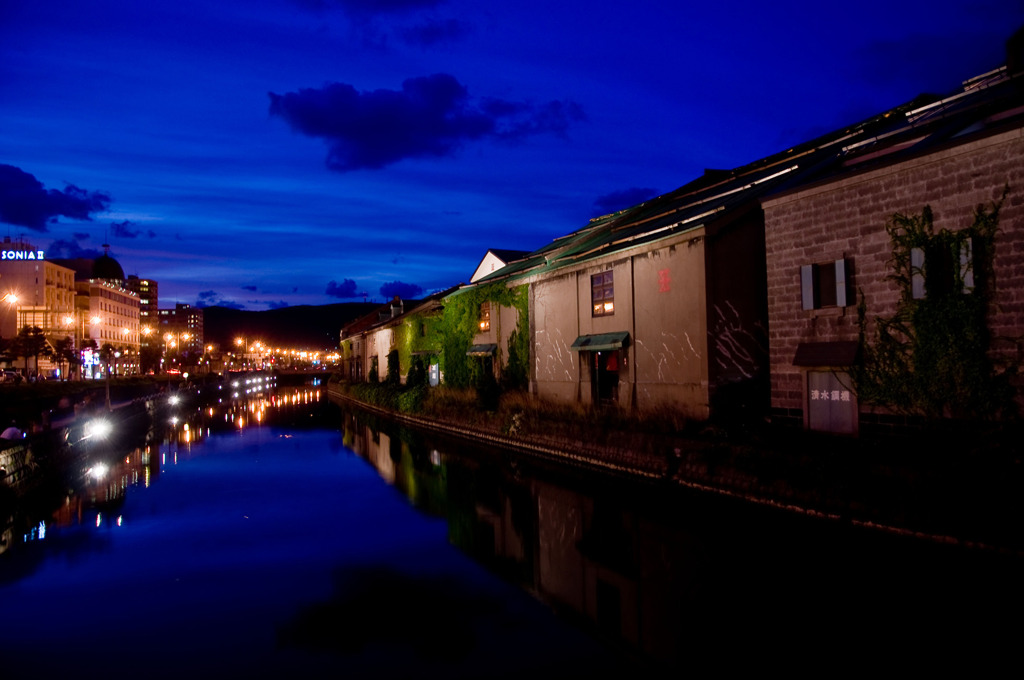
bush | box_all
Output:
[406,359,427,388]
[398,384,426,413]
[476,370,499,412]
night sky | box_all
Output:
[2,1,1022,310]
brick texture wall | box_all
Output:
[763,126,1024,423]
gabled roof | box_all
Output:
[470,62,1024,288]
[340,285,461,340]
[470,248,532,283]
[487,248,530,264]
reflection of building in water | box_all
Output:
[344,413,698,665]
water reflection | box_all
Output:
[0,376,324,566]
[339,405,1024,666]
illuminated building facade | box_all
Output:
[0,237,78,360]
[126,275,158,333]
[157,303,204,359]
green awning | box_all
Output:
[466,343,498,357]
[570,331,630,352]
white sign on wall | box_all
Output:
[2,250,45,260]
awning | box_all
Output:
[466,343,497,357]
[793,341,859,367]
[570,331,630,352]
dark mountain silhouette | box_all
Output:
[202,303,379,350]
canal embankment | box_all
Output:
[326,382,1024,555]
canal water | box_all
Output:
[1,379,1022,676]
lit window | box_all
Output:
[801,259,851,310]
[592,272,614,317]
[479,302,491,331]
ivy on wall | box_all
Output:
[854,188,1018,420]
[335,282,529,391]
[436,282,529,389]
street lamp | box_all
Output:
[2,292,18,339]
[164,331,191,372]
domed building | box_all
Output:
[51,245,141,377]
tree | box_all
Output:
[853,189,1018,421]
[140,344,162,374]
[11,326,53,378]
[100,343,116,378]
[385,349,401,386]
[53,336,76,380]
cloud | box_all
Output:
[111,219,155,239]
[267,300,290,309]
[380,280,422,299]
[592,187,660,216]
[293,0,444,17]
[45,238,106,259]
[72,232,90,240]
[0,164,111,231]
[325,278,362,298]
[269,74,585,171]
[242,285,258,292]
[401,18,470,47]
[196,290,246,310]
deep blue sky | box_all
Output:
[2,1,1022,310]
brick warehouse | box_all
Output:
[763,64,1024,435]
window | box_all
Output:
[911,240,977,300]
[801,259,851,310]
[592,271,614,317]
[478,302,491,331]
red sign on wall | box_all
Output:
[658,269,671,293]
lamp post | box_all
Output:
[164,331,191,373]
[2,292,18,340]
[86,315,102,380]
[62,314,77,380]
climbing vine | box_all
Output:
[436,282,529,389]
[853,187,1018,420]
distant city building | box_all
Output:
[157,303,204,358]
[126,275,158,351]
[0,242,144,377]
[0,237,78,347]
[75,277,141,375]
[126,275,158,327]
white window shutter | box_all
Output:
[960,239,974,293]
[800,265,814,310]
[834,258,848,307]
[911,248,925,299]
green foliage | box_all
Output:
[854,189,1018,420]
[385,349,401,385]
[397,383,426,413]
[406,357,427,388]
[476,368,499,411]
[10,326,53,375]
[437,282,528,388]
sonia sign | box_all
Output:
[2,250,45,261]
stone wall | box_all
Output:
[764,126,1024,425]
